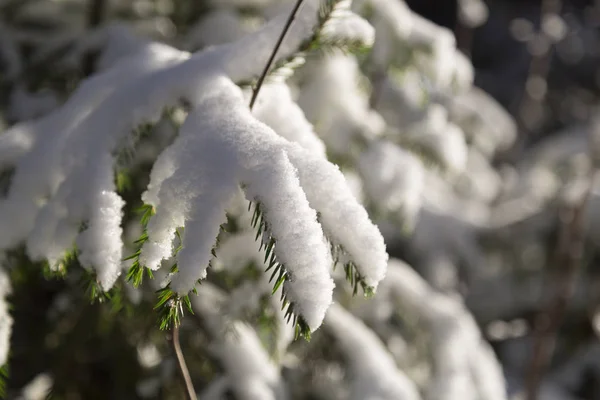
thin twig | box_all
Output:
[525,165,597,400]
[171,324,198,400]
[249,0,305,110]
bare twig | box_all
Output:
[249,0,305,110]
[525,164,597,400]
[171,324,198,400]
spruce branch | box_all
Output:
[249,0,305,109]
[269,0,367,77]
[80,269,113,304]
[309,38,371,56]
[330,241,375,297]
[124,204,156,287]
[248,200,312,340]
[240,0,368,90]
[155,285,194,331]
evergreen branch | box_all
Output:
[266,0,364,78]
[174,227,184,256]
[241,0,366,88]
[309,38,372,56]
[256,294,282,355]
[114,107,179,195]
[294,316,311,341]
[80,269,113,304]
[155,285,194,331]
[264,55,306,83]
[116,118,160,165]
[114,169,132,194]
[248,200,312,340]
[249,0,305,109]
[139,203,155,226]
[42,246,76,279]
[42,244,122,308]
[330,241,375,297]
[124,204,156,287]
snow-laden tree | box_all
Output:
[9,0,597,399]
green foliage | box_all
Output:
[124,205,200,331]
[309,38,372,57]
[330,242,375,298]
[313,0,372,56]
[248,200,312,341]
[39,244,121,307]
[248,193,377,340]
[266,56,307,82]
[114,107,183,199]
[249,0,371,89]
[255,294,280,352]
[124,204,155,287]
[0,355,7,398]
[154,285,194,331]
[115,169,133,194]
[80,269,113,305]
[8,246,155,399]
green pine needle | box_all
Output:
[0,363,8,398]
[42,245,78,279]
[247,200,314,340]
[115,170,132,193]
[124,204,156,287]
[125,260,153,288]
[139,204,155,226]
[154,286,194,331]
[309,38,372,56]
[243,0,367,90]
[248,199,374,340]
[330,242,375,297]
[294,317,312,341]
[80,269,112,304]
[0,292,9,397]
